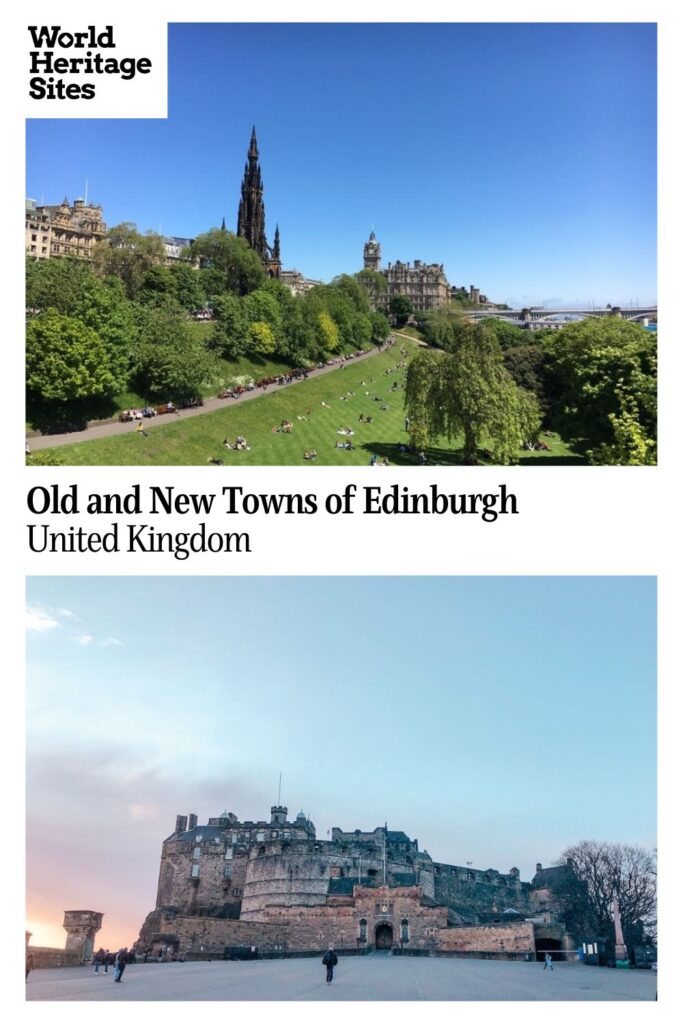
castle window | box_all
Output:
[359,919,367,943]
[401,919,409,942]
[193,847,201,860]
[256,831,265,842]
[225,848,233,860]
[191,864,199,878]
[195,834,203,843]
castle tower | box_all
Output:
[271,804,287,825]
[363,230,381,272]
[63,910,103,962]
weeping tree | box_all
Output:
[405,321,540,464]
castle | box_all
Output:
[136,804,576,961]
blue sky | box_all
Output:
[26,23,656,306]
[26,576,656,948]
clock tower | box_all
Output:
[363,230,381,272]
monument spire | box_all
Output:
[237,126,268,260]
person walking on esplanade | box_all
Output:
[544,952,554,970]
[114,948,129,982]
[322,945,338,983]
[93,948,106,973]
[26,951,34,982]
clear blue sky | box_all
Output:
[26,576,655,948]
[26,23,656,306]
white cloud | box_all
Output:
[100,637,124,648]
[26,605,60,633]
[70,634,93,647]
[57,608,80,622]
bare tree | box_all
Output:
[556,840,656,943]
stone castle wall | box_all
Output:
[432,864,531,921]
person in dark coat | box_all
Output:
[114,948,129,982]
[322,945,338,983]
[26,952,34,982]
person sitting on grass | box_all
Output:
[207,457,224,465]
[235,435,249,451]
[321,401,331,409]
[223,437,233,449]
[303,449,317,460]
[335,441,354,450]
[337,426,354,435]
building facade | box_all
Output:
[135,803,576,961]
[26,197,106,260]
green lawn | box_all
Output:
[39,341,584,466]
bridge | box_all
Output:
[469,305,657,329]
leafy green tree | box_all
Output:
[330,274,371,313]
[190,229,266,296]
[480,317,530,350]
[355,269,388,309]
[243,288,283,334]
[138,265,178,308]
[134,308,214,399]
[423,304,468,348]
[315,311,340,353]
[503,345,554,419]
[26,255,97,314]
[93,223,166,300]
[75,278,137,391]
[389,295,413,327]
[405,321,541,464]
[248,321,277,355]
[369,311,391,345]
[27,311,117,400]
[211,293,249,358]
[547,318,657,464]
[170,263,207,311]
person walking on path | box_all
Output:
[544,953,554,970]
[114,948,129,982]
[322,945,338,984]
[93,948,105,973]
[26,951,34,982]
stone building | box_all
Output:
[361,232,450,313]
[236,126,281,279]
[25,197,106,260]
[135,804,577,961]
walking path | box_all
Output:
[27,342,396,452]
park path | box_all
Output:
[27,341,397,451]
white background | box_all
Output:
[2,2,682,1022]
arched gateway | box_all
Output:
[375,922,394,949]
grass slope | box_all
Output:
[45,342,583,466]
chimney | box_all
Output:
[175,815,188,834]
[188,813,198,830]
[536,863,542,873]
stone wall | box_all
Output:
[432,863,531,922]
[28,947,83,969]
[434,920,535,957]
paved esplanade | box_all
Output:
[26,956,656,1001]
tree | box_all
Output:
[369,311,391,345]
[315,311,339,354]
[133,309,214,399]
[170,263,207,311]
[26,255,97,315]
[547,318,657,464]
[503,345,554,420]
[190,229,266,296]
[93,223,166,300]
[355,269,388,310]
[248,321,277,355]
[211,293,249,358]
[26,311,117,401]
[555,841,657,948]
[75,278,137,391]
[423,304,468,348]
[389,295,413,326]
[243,288,283,334]
[480,317,530,350]
[404,321,541,464]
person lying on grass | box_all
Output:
[303,449,317,460]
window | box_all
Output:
[359,919,367,943]
[193,847,201,860]
[31,234,37,241]
[225,848,233,860]
[191,864,199,878]
[195,834,203,843]
[401,919,409,942]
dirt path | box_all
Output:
[26,342,396,451]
